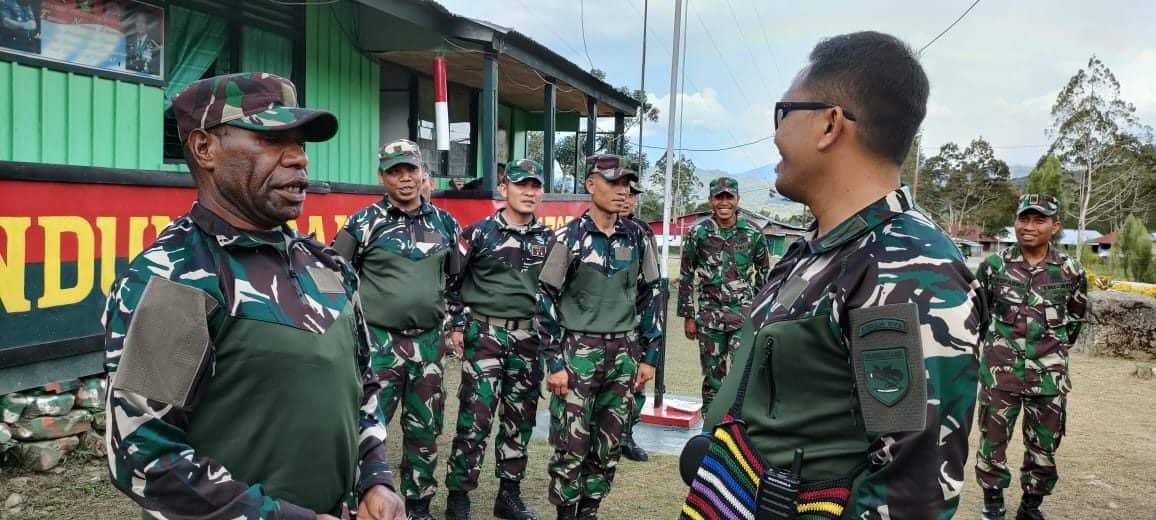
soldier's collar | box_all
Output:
[189,202,296,249]
[806,185,914,254]
[579,210,628,237]
[1005,244,1064,265]
[495,210,544,233]
[382,196,433,218]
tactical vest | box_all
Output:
[461,254,542,319]
[186,305,362,515]
[558,260,639,334]
[705,314,869,482]
[359,248,448,331]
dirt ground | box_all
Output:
[3,290,1154,519]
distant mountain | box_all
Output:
[1009,164,1033,178]
[644,162,804,218]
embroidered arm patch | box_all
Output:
[111,276,217,408]
[849,303,927,434]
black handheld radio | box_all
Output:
[754,448,804,520]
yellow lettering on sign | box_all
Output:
[95,217,117,294]
[334,215,348,231]
[0,217,32,313]
[38,216,95,309]
[127,217,150,261]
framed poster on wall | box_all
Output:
[0,0,164,84]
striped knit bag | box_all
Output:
[679,338,852,520]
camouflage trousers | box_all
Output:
[697,327,742,411]
[548,333,639,506]
[444,319,543,492]
[625,388,645,437]
[370,325,445,500]
[975,386,1067,495]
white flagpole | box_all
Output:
[660,0,684,278]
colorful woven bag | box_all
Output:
[679,336,852,520]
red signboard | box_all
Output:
[0,180,588,354]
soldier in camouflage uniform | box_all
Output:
[618,180,664,463]
[975,194,1087,520]
[676,176,770,411]
[701,32,983,518]
[332,139,462,520]
[538,154,664,520]
[102,72,404,519]
[442,160,551,520]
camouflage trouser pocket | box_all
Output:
[548,395,570,449]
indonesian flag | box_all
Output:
[434,57,449,151]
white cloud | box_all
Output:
[648,88,730,131]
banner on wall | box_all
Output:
[0,0,164,80]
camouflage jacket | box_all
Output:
[536,211,664,374]
[102,203,392,519]
[447,210,553,328]
[724,186,982,518]
[977,244,1087,395]
[677,217,770,330]
[333,198,462,333]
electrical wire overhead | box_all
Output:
[919,0,982,54]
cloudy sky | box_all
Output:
[438,0,1155,182]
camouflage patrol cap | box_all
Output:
[505,159,544,184]
[1017,194,1059,217]
[585,154,638,182]
[378,139,423,171]
[710,177,739,197]
[629,180,643,194]
[171,72,337,143]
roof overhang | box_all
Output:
[351,0,640,117]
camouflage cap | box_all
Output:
[378,139,423,171]
[585,154,638,182]
[171,72,337,143]
[1017,194,1059,217]
[710,177,739,197]
[629,180,643,194]
[505,158,544,184]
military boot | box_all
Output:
[406,497,433,520]
[576,497,600,520]
[621,432,649,462]
[556,503,577,520]
[1016,493,1046,520]
[980,488,1006,520]
[445,490,471,520]
[494,479,536,519]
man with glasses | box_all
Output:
[705,31,983,518]
[537,154,664,519]
[974,194,1086,520]
[677,176,770,412]
[332,139,463,520]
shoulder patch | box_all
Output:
[849,303,927,434]
[112,276,217,408]
[539,242,572,289]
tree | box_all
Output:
[920,138,1019,234]
[1112,214,1153,282]
[651,154,701,217]
[1048,56,1150,263]
[1026,155,1064,205]
[900,133,927,202]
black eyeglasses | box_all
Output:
[774,101,857,130]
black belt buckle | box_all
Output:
[754,448,803,520]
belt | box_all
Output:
[573,331,632,340]
[470,311,535,331]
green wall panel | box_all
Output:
[305,3,380,185]
[0,60,177,172]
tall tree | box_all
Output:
[651,154,701,217]
[900,133,927,202]
[921,138,1019,234]
[1048,56,1149,262]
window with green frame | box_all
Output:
[161,2,301,162]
